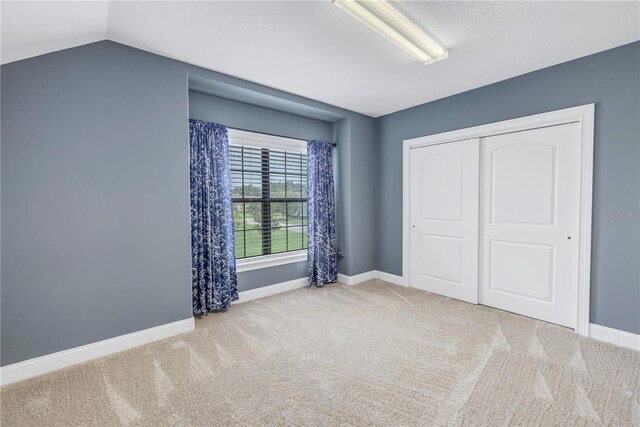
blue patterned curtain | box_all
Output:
[189,119,238,314]
[307,140,338,286]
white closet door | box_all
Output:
[480,123,581,328]
[410,139,479,304]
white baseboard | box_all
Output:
[337,273,349,284]
[0,317,195,386]
[338,271,377,285]
[0,278,308,386]
[5,283,634,388]
[235,277,308,303]
[375,270,408,287]
[338,270,407,287]
[589,323,640,351]
[337,274,639,352]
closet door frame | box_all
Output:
[402,104,595,336]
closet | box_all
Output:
[406,107,591,330]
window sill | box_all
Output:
[236,251,307,273]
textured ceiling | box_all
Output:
[2,1,639,117]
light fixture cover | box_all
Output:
[333,0,448,65]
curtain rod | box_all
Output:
[227,126,337,147]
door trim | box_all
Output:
[402,104,594,336]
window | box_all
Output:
[229,129,308,263]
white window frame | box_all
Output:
[229,128,309,272]
[235,250,308,272]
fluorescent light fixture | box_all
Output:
[333,0,448,65]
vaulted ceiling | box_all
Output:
[2,1,639,117]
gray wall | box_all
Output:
[189,92,333,142]
[184,72,378,278]
[1,42,193,365]
[1,40,377,365]
[376,41,640,334]
[346,114,378,275]
[3,37,636,367]
[188,91,379,280]
[189,91,332,291]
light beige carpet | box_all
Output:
[2,280,639,426]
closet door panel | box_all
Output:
[409,139,479,304]
[480,123,581,328]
